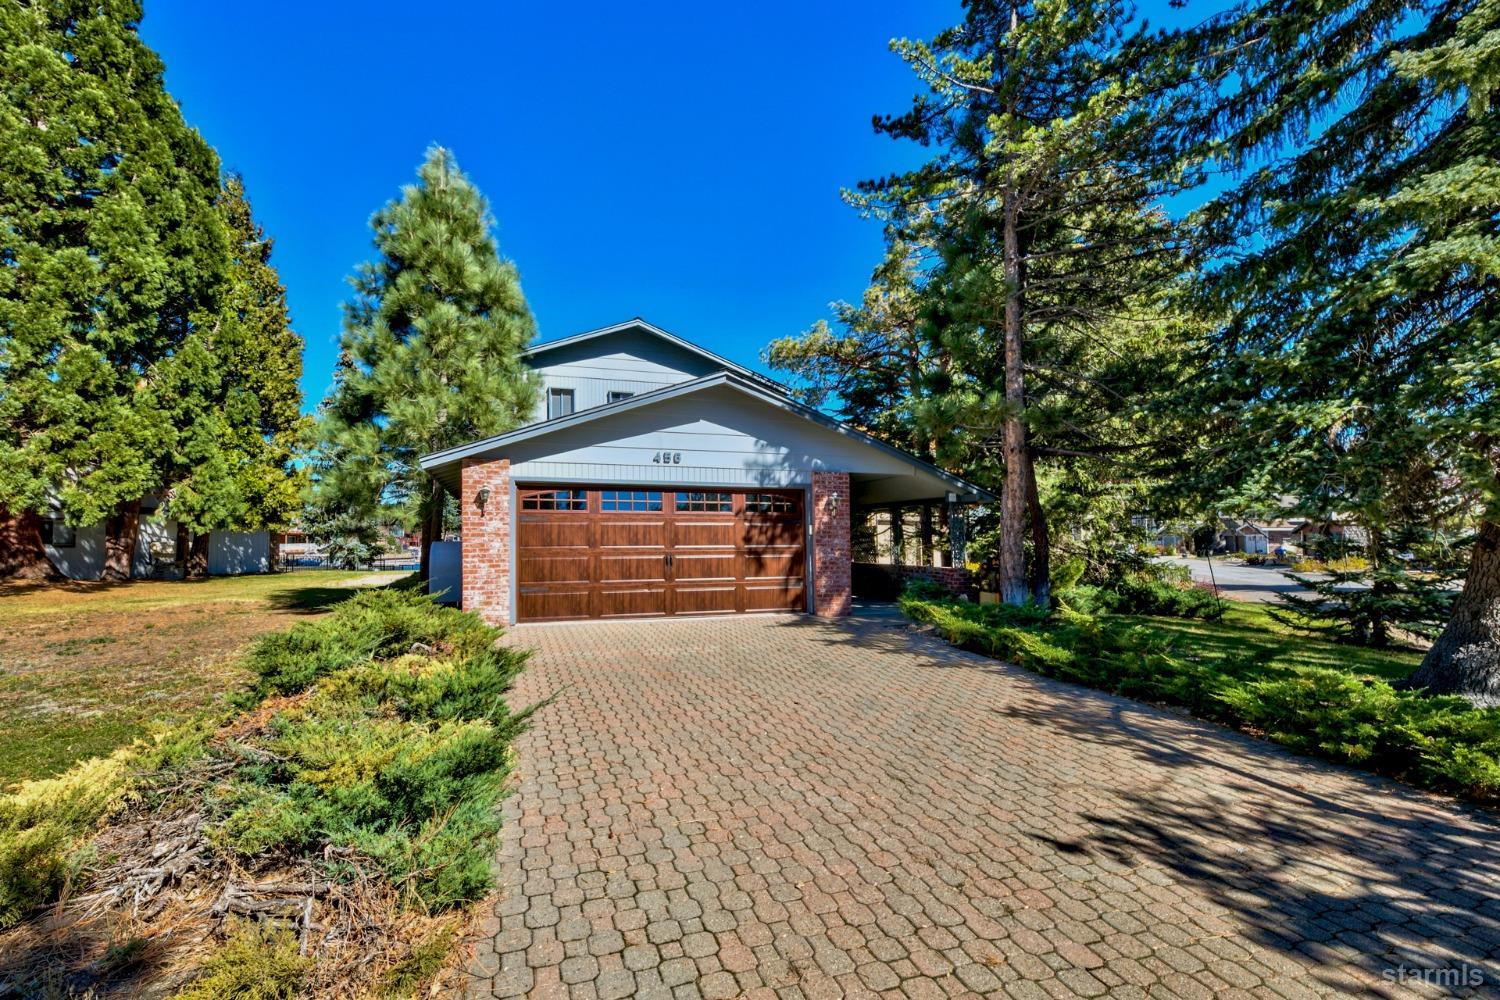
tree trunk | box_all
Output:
[187,533,210,578]
[0,508,60,580]
[101,499,141,581]
[1366,526,1390,649]
[889,506,905,565]
[1404,517,1500,706]
[418,478,444,583]
[1023,449,1050,606]
[175,522,190,577]
[998,179,1028,606]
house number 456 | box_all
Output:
[652,451,682,464]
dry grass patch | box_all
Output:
[0,571,408,786]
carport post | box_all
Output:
[812,472,852,617]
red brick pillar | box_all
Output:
[812,471,852,617]
[460,457,512,626]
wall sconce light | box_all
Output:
[825,491,841,515]
[475,487,491,513]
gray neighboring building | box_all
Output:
[37,495,270,580]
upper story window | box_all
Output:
[607,390,635,404]
[547,388,575,419]
[676,491,733,513]
[522,489,588,511]
[41,518,76,547]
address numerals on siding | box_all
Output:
[651,451,683,465]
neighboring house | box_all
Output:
[37,496,271,580]
[1217,515,1303,555]
[420,318,993,624]
[1290,519,1370,548]
[1130,514,1189,554]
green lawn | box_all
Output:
[0,570,409,786]
[1110,600,1423,683]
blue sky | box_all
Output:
[140,1,967,413]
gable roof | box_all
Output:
[419,370,994,502]
[525,318,789,394]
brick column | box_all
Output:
[812,471,852,617]
[460,457,512,626]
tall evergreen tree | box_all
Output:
[0,0,232,579]
[316,147,538,581]
[855,0,1200,604]
[157,173,307,573]
[1180,0,1499,694]
[765,239,945,460]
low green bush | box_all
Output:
[901,577,958,602]
[901,593,1500,800]
[172,919,308,1000]
[210,592,532,911]
[243,587,498,700]
[0,751,133,928]
[1059,573,1222,620]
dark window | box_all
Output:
[522,489,588,511]
[547,388,575,419]
[606,390,635,404]
[675,491,733,513]
[601,490,663,512]
[744,493,795,515]
[41,518,76,547]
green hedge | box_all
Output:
[902,594,1500,800]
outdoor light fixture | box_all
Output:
[475,487,490,512]
[826,491,841,514]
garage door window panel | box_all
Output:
[601,490,663,512]
[522,489,589,511]
[675,491,733,513]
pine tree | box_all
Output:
[855,0,1201,604]
[157,174,307,573]
[316,148,538,581]
[1180,0,1499,697]
[0,0,231,579]
[765,239,944,460]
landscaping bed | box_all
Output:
[0,570,409,786]
[902,585,1500,801]
[0,587,532,998]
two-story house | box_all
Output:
[419,319,991,624]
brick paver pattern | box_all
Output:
[464,612,1500,999]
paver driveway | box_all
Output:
[464,610,1500,999]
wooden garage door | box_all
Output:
[516,486,806,621]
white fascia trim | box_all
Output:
[524,318,789,394]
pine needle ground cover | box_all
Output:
[0,588,532,998]
[0,570,408,786]
[901,589,1500,802]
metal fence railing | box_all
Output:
[279,552,419,573]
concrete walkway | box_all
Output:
[463,611,1500,998]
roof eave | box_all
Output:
[523,318,789,394]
